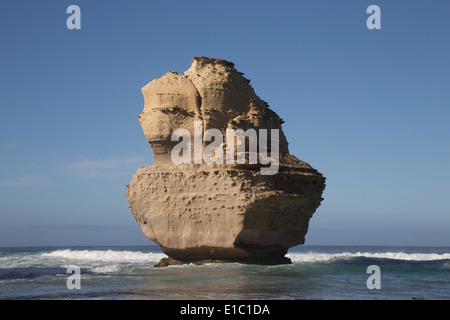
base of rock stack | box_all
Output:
[154,256,292,267]
[153,244,292,267]
[126,163,325,268]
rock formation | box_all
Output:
[125,57,325,266]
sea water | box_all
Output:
[0,245,449,300]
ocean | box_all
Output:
[0,245,449,300]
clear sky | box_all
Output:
[1,0,449,247]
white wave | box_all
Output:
[41,249,167,263]
[91,265,121,273]
[286,251,450,263]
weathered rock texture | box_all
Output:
[126,57,325,266]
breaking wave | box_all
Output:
[39,249,167,273]
[41,249,166,263]
[286,251,450,263]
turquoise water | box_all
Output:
[0,245,449,300]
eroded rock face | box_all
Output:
[126,57,325,265]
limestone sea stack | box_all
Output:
[125,57,325,266]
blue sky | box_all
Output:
[1,0,449,246]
